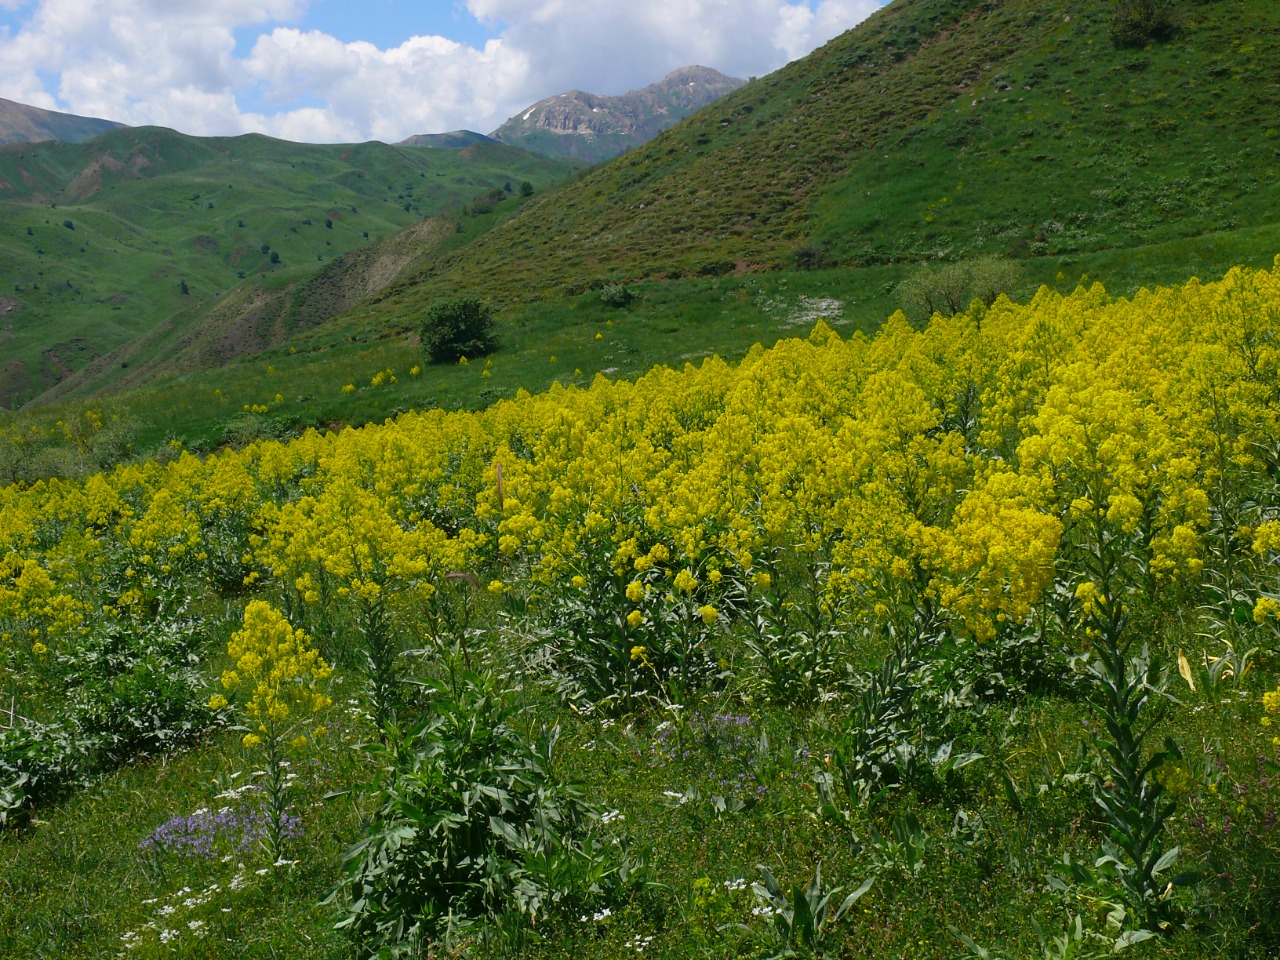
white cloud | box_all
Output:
[241,28,529,142]
[0,0,884,143]
[467,0,882,93]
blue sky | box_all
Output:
[239,1,497,55]
[0,0,886,143]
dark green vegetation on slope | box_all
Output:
[0,128,576,405]
[357,0,1279,312]
[5,0,1280,478]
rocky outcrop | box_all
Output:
[489,66,744,162]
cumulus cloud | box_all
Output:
[0,0,884,143]
[242,28,527,142]
[468,0,882,95]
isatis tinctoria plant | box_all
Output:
[212,599,332,863]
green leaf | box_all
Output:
[834,876,875,921]
[1150,846,1179,876]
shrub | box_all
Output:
[334,673,644,952]
[1111,0,1181,48]
[895,255,1023,324]
[599,282,634,308]
[895,261,971,320]
[791,240,833,271]
[0,616,215,824]
[420,297,498,364]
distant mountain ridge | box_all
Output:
[397,130,497,149]
[0,96,125,144]
[489,65,745,162]
[355,0,1280,315]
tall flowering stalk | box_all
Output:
[211,600,332,863]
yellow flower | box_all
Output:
[222,601,331,735]
[1075,581,1102,615]
[1255,597,1280,625]
[626,580,645,603]
[208,694,229,711]
[1263,688,1280,715]
[674,569,698,593]
[1106,493,1144,533]
[242,733,262,748]
[32,641,48,655]
[697,604,718,625]
[627,610,644,628]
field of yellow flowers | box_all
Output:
[3,261,1279,958]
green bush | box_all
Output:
[599,282,634,309]
[791,240,833,271]
[420,297,498,363]
[334,673,644,954]
[895,254,1023,324]
[0,615,215,824]
[1111,0,1181,48]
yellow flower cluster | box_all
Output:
[1,259,1278,669]
[0,556,85,653]
[219,600,332,746]
[1264,686,1280,747]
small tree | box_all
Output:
[896,255,1022,325]
[967,254,1024,308]
[421,297,498,364]
[1110,0,1181,48]
[599,282,634,309]
[791,240,832,271]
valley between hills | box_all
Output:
[2,2,1280,959]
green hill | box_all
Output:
[6,0,1280,463]
[352,0,1279,314]
[0,96,125,145]
[0,129,576,406]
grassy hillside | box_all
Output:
[0,96,124,145]
[5,0,1280,472]
[349,0,1278,315]
[0,129,576,405]
[108,0,1271,462]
